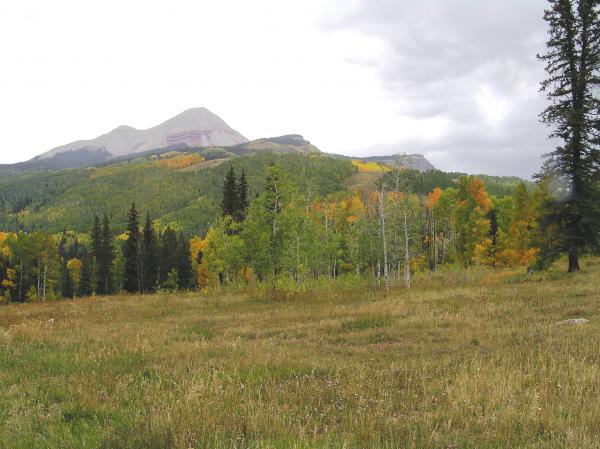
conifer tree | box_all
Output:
[236,169,249,222]
[537,0,600,272]
[221,166,239,218]
[142,212,158,293]
[97,213,114,295]
[159,227,178,285]
[176,235,193,290]
[78,249,93,297]
[123,203,142,293]
[58,258,73,299]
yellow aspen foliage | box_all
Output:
[351,160,390,172]
[156,154,204,170]
[2,268,17,289]
[239,266,254,284]
[67,258,82,286]
[189,236,209,259]
[0,232,13,257]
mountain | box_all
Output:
[361,154,435,172]
[25,108,248,169]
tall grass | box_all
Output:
[1,259,599,448]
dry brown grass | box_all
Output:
[1,260,599,448]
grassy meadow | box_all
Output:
[1,260,599,449]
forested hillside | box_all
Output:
[0,152,355,234]
[0,150,526,235]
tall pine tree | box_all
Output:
[78,249,93,297]
[159,227,178,286]
[176,234,193,290]
[236,169,249,222]
[96,213,115,295]
[221,166,239,218]
[123,203,142,293]
[537,0,600,272]
[58,258,73,299]
[142,212,158,293]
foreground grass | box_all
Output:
[1,262,599,448]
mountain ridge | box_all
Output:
[35,107,249,162]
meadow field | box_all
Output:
[1,260,599,449]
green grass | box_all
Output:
[1,260,599,448]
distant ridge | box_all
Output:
[361,154,435,172]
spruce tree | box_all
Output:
[97,213,114,295]
[221,166,239,218]
[59,259,73,299]
[176,234,193,290]
[90,215,101,292]
[123,203,142,293]
[159,227,178,285]
[236,169,249,222]
[142,212,158,293]
[537,0,600,272]
[78,249,93,297]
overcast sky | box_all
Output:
[0,0,550,177]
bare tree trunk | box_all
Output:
[378,187,389,290]
[431,212,437,272]
[43,262,47,300]
[568,251,580,272]
[403,208,411,289]
[37,252,41,300]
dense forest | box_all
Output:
[0,151,548,302]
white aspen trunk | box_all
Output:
[403,208,411,289]
[43,260,47,300]
[431,211,436,272]
[378,187,389,290]
[37,252,41,300]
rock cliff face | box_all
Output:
[35,108,248,161]
[362,154,435,172]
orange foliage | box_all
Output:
[345,195,365,212]
[426,187,442,209]
[467,178,492,211]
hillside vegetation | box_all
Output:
[1,259,599,448]
[0,153,356,234]
[0,151,529,235]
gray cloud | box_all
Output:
[323,0,551,178]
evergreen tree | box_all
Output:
[90,215,101,291]
[142,212,158,293]
[236,169,249,222]
[78,249,93,297]
[537,0,600,272]
[221,166,239,218]
[97,213,114,295]
[123,203,142,293]
[58,258,73,299]
[159,227,178,285]
[176,235,193,290]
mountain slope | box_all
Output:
[34,107,248,163]
[0,152,356,234]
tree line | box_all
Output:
[0,207,194,302]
